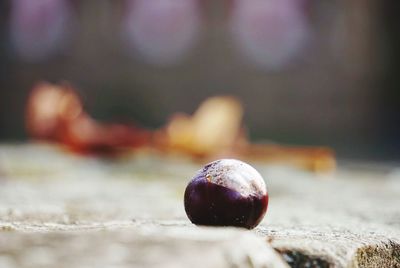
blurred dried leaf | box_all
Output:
[156,96,244,156]
[155,96,336,173]
[26,82,83,140]
[26,82,150,154]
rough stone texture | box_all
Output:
[0,227,288,268]
[0,144,399,267]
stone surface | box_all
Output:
[0,226,288,268]
[0,144,399,267]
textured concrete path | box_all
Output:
[0,144,399,267]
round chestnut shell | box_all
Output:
[184,159,268,229]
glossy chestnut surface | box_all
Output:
[184,159,268,229]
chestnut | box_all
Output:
[184,159,268,229]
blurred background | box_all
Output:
[0,0,399,161]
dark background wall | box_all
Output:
[0,0,399,160]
